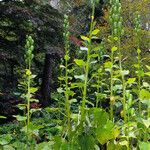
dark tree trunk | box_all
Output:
[40,47,64,107]
[40,53,53,107]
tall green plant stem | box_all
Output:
[81,3,95,125]
[64,52,71,136]
[27,58,31,134]
[137,37,141,115]
[96,74,101,108]
[118,37,127,123]
[110,47,114,121]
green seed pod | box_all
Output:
[115,0,119,4]
[137,24,141,29]
[118,6,121,13]
[31,54,34,59]
[26,41,30,49]
[113,22,118,28]
[114,14,119,21]
[110,8,113,14]
[137,14,141,19]
[64,14,68,20]
[109,17,113,25]
[121,29,124,35]
[119,16,123,23]
[112,14,116,21]
[114,28,118,35]
[30,45,34,52]
[118,21,122,29]
[113,6,118,13]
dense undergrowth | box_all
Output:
[0,0,150,149]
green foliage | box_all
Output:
[0,0,149,149]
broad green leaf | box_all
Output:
[126,78,136,84]
[78,134,95,150]
[35,142,53,150]
[139,142,150,150]
[21,123,44,135]
[92,29,100,35]
[74,74,85,81]
[3,145,15,150]
[96,120,115,145]
[74,59,86,66]
[0,134,12,145]
[13,115,27,121]
[139,89,150,100]
[89,108,109,127]
[81,35,90,42]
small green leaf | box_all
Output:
[74,74,85,81]
[57,87,64,93]
[0,116,6,119]
[17,104,26,110]
[58,77,65,81]
[64,54,70,61]
[146,65,150,70]
[69,99,77,104]
[141,118,150,128]
[74,59,86,66]
[126,78,136,84]
[137,48,141,54]
[90,54,99,58]
[92,29,100,35]
[139,89,150,100]
[136,70,145,77]
[104,61,112,68]
[30,98,39,102]
[30,87,38,93]
[13,115,27,121]
[81,35,90,42]
[121,70,129,76]
[111,46,118,52]
[145,72,150,76]
[65,89,75,96]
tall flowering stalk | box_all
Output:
[109,0,125,121]
[63,14,71,136]
[134,12,142,115]
[24,35,34,133]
